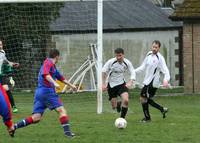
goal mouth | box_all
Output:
[0,0,103,113]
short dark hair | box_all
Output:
[49,49,60,58]
[114,48,124,54]
[152,40,161,47]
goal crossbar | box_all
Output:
[0,0,116,3]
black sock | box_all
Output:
[116,101,122,113]
[120,107,128,118]
[148,99,163,112]
[142,103,150,119]
[7,90,16,108]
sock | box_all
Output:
[5,120,13,128]
[116,101,122,113]
[59,116,72,136]
[120,107,128,118]
[7,90,16,108]
[15,117,33,129]
[148,99,163,112]
[142,103,150,119]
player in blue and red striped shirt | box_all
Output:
[0,84,15,137]
[14,49,77,138]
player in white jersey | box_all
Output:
[135,40,170,122]
[0,39,19,113]
[102,48,136,118]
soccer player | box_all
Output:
[0,84,15,137]
[0,40,19,113]
[102,48,136,119]
[14,49,77,138]
[1,63,18,113]
[135,40,170,122]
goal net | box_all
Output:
[0,1,100,92]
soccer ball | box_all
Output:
[114,118,127,129]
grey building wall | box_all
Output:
[52,30,179,90]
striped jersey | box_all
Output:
[135,51,170,88]
[38,58,65,88]
[102,58,136,88]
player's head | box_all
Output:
[49,49,60,63]
[115,48,124,62]
[151,40,161,54]
[0,39,3,50]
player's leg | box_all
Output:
[3,84,18,113]
[140,86,151,122]
[107,84,119,112]
[111,98,117,110]
[15,88,45,129]
[118,83,129,118]
[148,98,168,118]
[14,113,42,130]
[110,98,122,113]
[0,86,15,137]
[47,90,74,138]
[2,111,15,137]
[120,92,129,118]
[147,84,168,118]
[55,106,75,137]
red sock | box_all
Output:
[5,120,13,128]
[59,116,69,124]
[25,116,33,124]
[59,116,72,136]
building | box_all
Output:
[147,0,184,8]
[50,0,182,90]
[170,0,200,93]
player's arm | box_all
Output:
[8,61,19,68]
[1,51,19,68]
[45,74,60,88]
[159,56,170,87]
[102,60,111,91]
[102,72,108,91]
[126,60,136,89]
[135,55,148,74]
[55,69,77,90]
[62,79,77,91]
[42,61,59,88]
[4,58,19,68]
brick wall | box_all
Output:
[193,24,200,93]
[183,23,200,93]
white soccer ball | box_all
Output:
[114,118,127,129]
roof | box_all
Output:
[50,0,182,32]
[162,7,176,15]
[170,0,200,20]
[147,0,163,6]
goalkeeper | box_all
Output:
[1,63,18,113]
[0,39,19,113]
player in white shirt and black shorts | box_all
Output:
[102,48,136,119]
[135,40,170,122]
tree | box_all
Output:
[0,3,64,89]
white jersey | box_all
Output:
[102,58,136,88]
[135,51,170,88]
[0,50,7,74]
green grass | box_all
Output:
[1,89,200,143]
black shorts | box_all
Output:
[107,83,128,101]
[140,80,157,99]
[1,76,12,89]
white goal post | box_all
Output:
[97,0,103,114]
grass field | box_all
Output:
[1,89,200,143]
